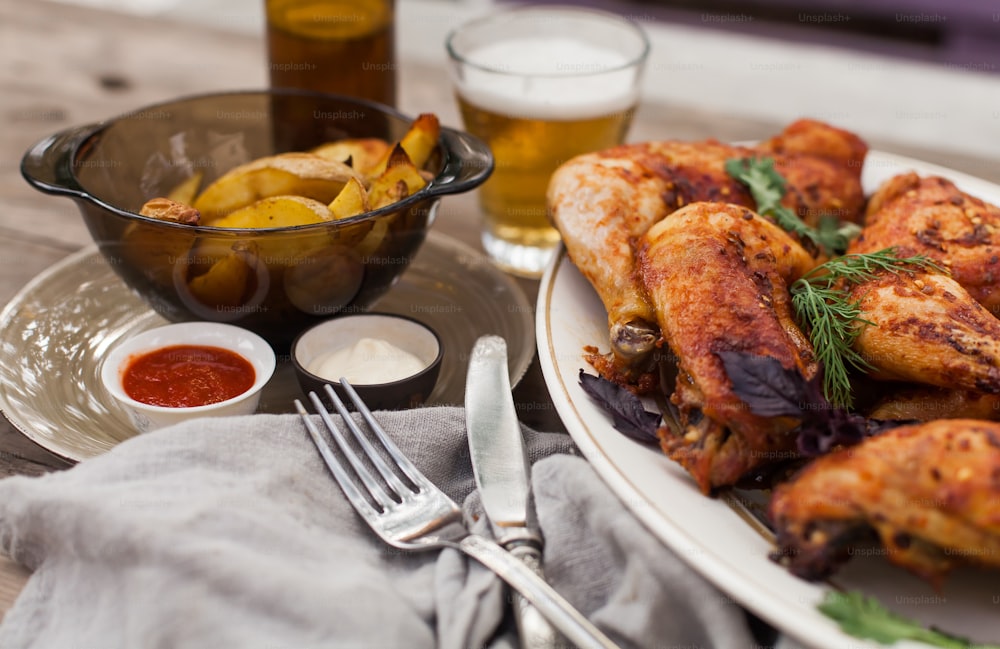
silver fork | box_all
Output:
[295,380,620,649]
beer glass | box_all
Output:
[446,6,649,277]
[265,0,396,107]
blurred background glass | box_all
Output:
[265,0,397,106]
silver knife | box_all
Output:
[465,335,567,649]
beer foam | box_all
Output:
[457,38,639,120]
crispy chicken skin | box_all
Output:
[637,202,819,493]
[850,173,1000,315]
[848,270,1000,393]
[548,119,867,369]
[769,419,1000,587]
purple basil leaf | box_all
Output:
[717,351,812,418]
[796,409,867,456]
[795,409,903,457]
[579,370,660,444]
[717,351,879,457]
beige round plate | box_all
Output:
[0,230,534,463]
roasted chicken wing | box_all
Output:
[850,173,1000,314]
[548,119,867,372]
[637,202,818,493]
[769,419,1000,587]
[848,270,1000,393]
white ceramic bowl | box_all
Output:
[100,322,276,433]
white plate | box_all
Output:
[536,151,1000,648]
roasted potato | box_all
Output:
[312,138,392,177]
[165,171,203,206]
[328,177,370,220]
[186,242,257,307]
[368,145,428,209]
[398,113,440,170]
[140,113,439,237]
[194,153,360,220]
[206,195,335,229]
[370,113,440,178]
[284,244,365,315]
[120,197,202,289]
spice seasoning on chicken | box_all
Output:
[122,345,255,408]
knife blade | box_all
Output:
[465,334,566,649]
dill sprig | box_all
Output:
[725,156,860,256]
[790,248,948,409]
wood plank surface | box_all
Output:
[2,0,1000,626]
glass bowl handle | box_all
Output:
[426,127,494,197]
[20,124,97,199]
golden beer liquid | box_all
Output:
[266,0,396,106]
[457,95,634,250]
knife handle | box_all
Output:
[459,534,620,649]
[508,541,570,649]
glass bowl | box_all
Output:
[21,89,493,350]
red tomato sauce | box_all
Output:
[122,345,256,408]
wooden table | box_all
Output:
[2,0,1000,623]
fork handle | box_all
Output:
[507,542,570,649]
[460,535,620,649]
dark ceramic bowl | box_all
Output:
[21,90,492,350]
[291,312,443,411]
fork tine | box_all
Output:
[306,390,402,510]
[338,379,431,491]
[294,399,382,518]
[321,382,422,501]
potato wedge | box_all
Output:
[399,113,440,169]
[122,198,201,289]
[186,243,255,307]
[193,153,361,219]
[121,222,193,289]
[165,171,204,206]
[328,177,370,220]
[206,195,335,229]
[284,244,365,315]
[370,113,440,177]
[355,218,390,257]
[368,145,428,209]
[312,138,392,177]
[193,197,342,272]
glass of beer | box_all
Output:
[265,0,396,107]
[446,6,649,277]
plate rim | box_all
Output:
[535,149,1000,649]
[0,246,103,461]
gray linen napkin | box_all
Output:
[0,407,758,649]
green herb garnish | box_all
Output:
[790,248,946,409]
[819,590,999,649]
[725,156,860,256]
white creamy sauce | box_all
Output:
[308,338,425,384]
